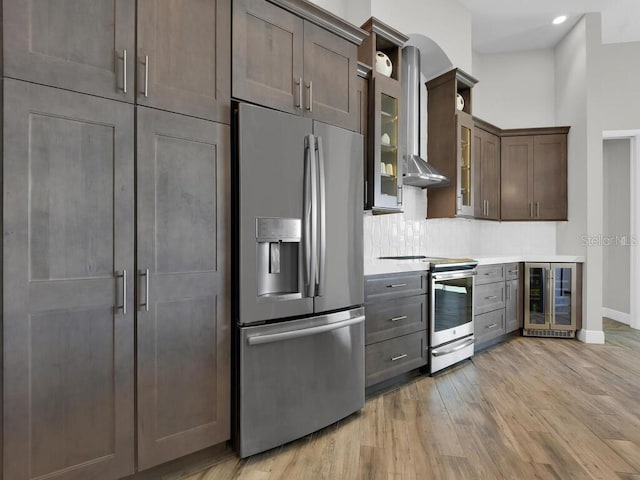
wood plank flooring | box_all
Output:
[187,319,640,480]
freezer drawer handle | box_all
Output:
[390,315,408,322]
[247,315,365,346]
[390,353,408,362]
[431,337,475,357]
[388,283,407,288]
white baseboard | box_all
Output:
[602,307,631,325]
[577,329,606,344]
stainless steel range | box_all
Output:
[426,257,478,373]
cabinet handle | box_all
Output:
[529,203,533,218]
[144,55,149,97]
[115,270,127,315]
[457,195,462,212]
[390,315,408,322]
[536,202,540,218]
[486,295,498,300]
[139,269,150,312]
[484,272,497,276]
[508,269,519,274]
[486,323,498,329]
[398,185,403,206]
[391,353,408,362]
[388,283,408,288]
[506,283,511,300]
[295,77,302,108]
[122,49,127,94]
[306,80,313,112]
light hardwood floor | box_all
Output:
[187,319,640,480]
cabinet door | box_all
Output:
[550,264,576,330]
[137,0,230,123]
[370,75,402,212]
[501,135,533,220]
[524,263,549,330]
[4,0,135,102]
[3,79,135,480]
[533,134,567,220]
[505,278,520,333]
[303,21,358,131]
[357,76,370,207]
[456,112,474,216]
[232,0,304,114]
[136,107,230,470]
[482,131,501,219]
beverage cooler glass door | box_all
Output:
[551,263,577,330]
[430,270,475,346]
[525,263,549,329]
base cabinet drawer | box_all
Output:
[475,309,505,344]
[475,281,505,315]
[475,264,505,285]
[364,272,427,302]
[505,263,520,281]
[365,331,427,387]
[365,295,427,344]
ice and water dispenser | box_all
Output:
[256,217,302,299]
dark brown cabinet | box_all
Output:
[232,0,364,131]
[426,69,479,218]
[501,129,569,221]
[137,0,230,123]
[3,79,136,480]
[474,123,501,220]
[3,0,136,102]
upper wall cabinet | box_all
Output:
[473,120,501,220]
[137,0,231,123]
[501,128,569,221]
[232,0,367,131]
[3,0,136,102]
[426,68,479,218]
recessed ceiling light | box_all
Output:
[553,15,568,25]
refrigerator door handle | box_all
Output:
[247,315,365,345]
[316,135,326,297]
[303,134,317,297]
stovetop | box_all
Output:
[377,255,478,271]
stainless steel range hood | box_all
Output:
[401,46,450,188]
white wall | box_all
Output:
[598,42,640,131]
[603,139,631,316]
[555,14,605,343]
[473,49,556,129]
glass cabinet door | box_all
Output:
[551,264,576,329]
[371,75,402,212]
[457,112,474,216]
[525,263,549,329]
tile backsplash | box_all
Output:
[363,186,557,261]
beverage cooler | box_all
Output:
[524,263,582,337]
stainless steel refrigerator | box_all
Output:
[234,103,364,458]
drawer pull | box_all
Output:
[484,272,497,276]
[388,283,408,288]
[486,323,498,329]
[390,315,408,322]
[486,295,498,300]
[508,269,518,274]
[391,353,408,362]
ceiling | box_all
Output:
[458,0,640,54]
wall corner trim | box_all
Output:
[576,328,605,344]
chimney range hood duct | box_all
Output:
[401,46,450,188]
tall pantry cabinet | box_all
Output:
[1,1,231,479]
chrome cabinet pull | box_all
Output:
[485,272,497,276]
[486,295,498,300]
[390,315,408,322]
[398,185,403,206]
[536,202,540,218]
[506,283,511,300]
[388,283,408,288]
[144,55,149,97]
[391,353,408,362]
[139,269,150,312]
[122,49,127,94]
[115,270,127,315]
[295,77,302,108]
[306,80,313,112]
[487,323,497,329]
[529,202,533,218]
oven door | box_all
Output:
[430,270,476,346]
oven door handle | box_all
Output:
[431,336,475,357]
[432,270,477,281]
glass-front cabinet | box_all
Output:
[369,75,402,212]
[457,111,474,216]
[524,263,581,337]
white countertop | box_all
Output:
[364,254,585,276]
